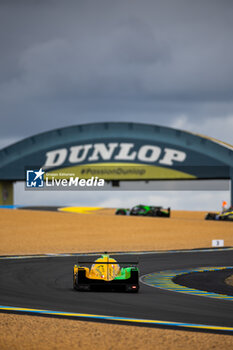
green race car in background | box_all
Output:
[115,204,171,217]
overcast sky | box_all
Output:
[0,0,232,209]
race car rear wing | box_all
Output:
[76,259,139,267]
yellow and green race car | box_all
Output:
[205,207,233,221]
[73,254,139,292]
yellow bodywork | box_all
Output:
[222,211,233,216]
[74,255,121,282]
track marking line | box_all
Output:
[0,305,233,333]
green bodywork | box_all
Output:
[115,204,170,217]
[114,267,138,280]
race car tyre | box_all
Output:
[73,274,77,289]
[205,213,217,220]
[116,210,126,215]
[146,210,155,216]
[220,216,233,221]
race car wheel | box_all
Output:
[205,213,217,220]
[146,210,154,216]
[73,274,77,289]
[116,210,126,215]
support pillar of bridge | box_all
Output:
[230,170,233,207]
[0,181,14,205]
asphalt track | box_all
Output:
[0,249,233,333]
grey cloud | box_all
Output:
[1,0,233,99]
[0,0,233,145]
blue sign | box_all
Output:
[26,169,44,188]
